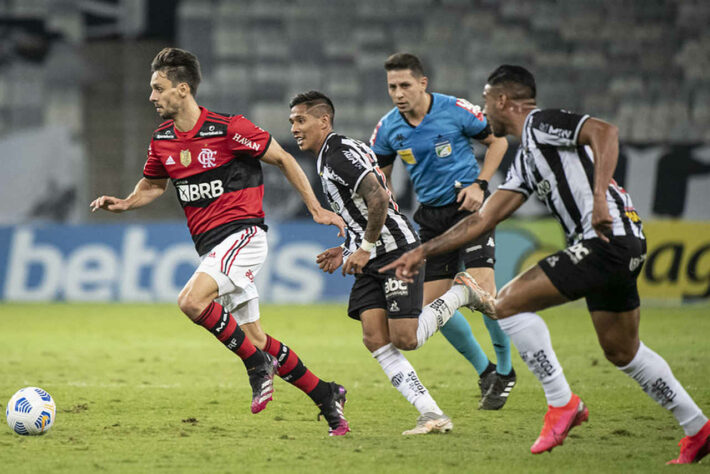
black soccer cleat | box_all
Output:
[479,368,516,410]
[247,351,278,414]
[317,382,350,436]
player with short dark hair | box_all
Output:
[372,52,515,410]
[91,47,351,436]
[381,65,710,463]
[289,90,478,435]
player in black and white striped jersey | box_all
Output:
[381,66,709,462]
[288,90,479,435]
[505,107,643,244]
[316,134,419,259]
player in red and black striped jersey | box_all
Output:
[90,48,350,435]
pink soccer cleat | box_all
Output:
[530,393,589,454]
[667,420,710,464]
[248,352,278,414]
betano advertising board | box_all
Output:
[0,220,707,303]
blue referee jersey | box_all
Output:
[370,92,491,207]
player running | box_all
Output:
[371,53,515,409]
[381,65,710,462]
[90,48,350,436]
[289,90,477,435]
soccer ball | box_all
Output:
[6,387,56,435]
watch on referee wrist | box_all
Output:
[473,178,489,192]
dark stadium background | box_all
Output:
[0,0,708,303]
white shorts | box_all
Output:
[196,226,267,324]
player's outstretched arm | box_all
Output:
[90,177,168,213]
[579,117,619,242]
[457,134,508,212]
[261,138,345,236]
[380,189,525,281]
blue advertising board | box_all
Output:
[0,221,539,303]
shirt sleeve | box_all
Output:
[228,115,272,159]
[529,109,590,147]
[453,98,490,140]
[497,150,532,198]
[142,140,169,179]
[369,118,394,156]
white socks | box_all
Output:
[372,343,443,415]
[415,287,464,348]
[619,342,708,436]
[499,311,708,436]
[498,312,572,407]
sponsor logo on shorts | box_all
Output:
[389,300,400,313]
[629,254,646,272]
[384,277,409,297]
[546,255,560,267]
[245,269,254,282]
[165,156,175,165]
[564,243,590,264]
[487,237,495,247]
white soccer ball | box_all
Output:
[6,387,56,435]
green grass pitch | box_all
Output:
[1,302,708,473]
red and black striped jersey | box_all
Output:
[143,106,272,255]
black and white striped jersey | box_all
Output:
[317,132,419,259]
[500,109,644,245]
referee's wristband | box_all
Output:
[360,239,376,252]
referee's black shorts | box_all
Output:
[414,196,495,282]
[538,235,647,312]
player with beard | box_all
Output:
[90,48,350,436]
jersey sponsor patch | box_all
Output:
[397,148,416,164]
[176,180,225,203]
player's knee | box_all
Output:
[493,287,515,319]
[362,333,389,353]
[602,347,635,367]
[390,333,417,351]
[177,290,207,321]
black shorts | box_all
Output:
[347,246,425,321]
[538,235,647,312]
[414,198,495,282]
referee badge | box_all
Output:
[435,139,452,158]
[180,149,192,167]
